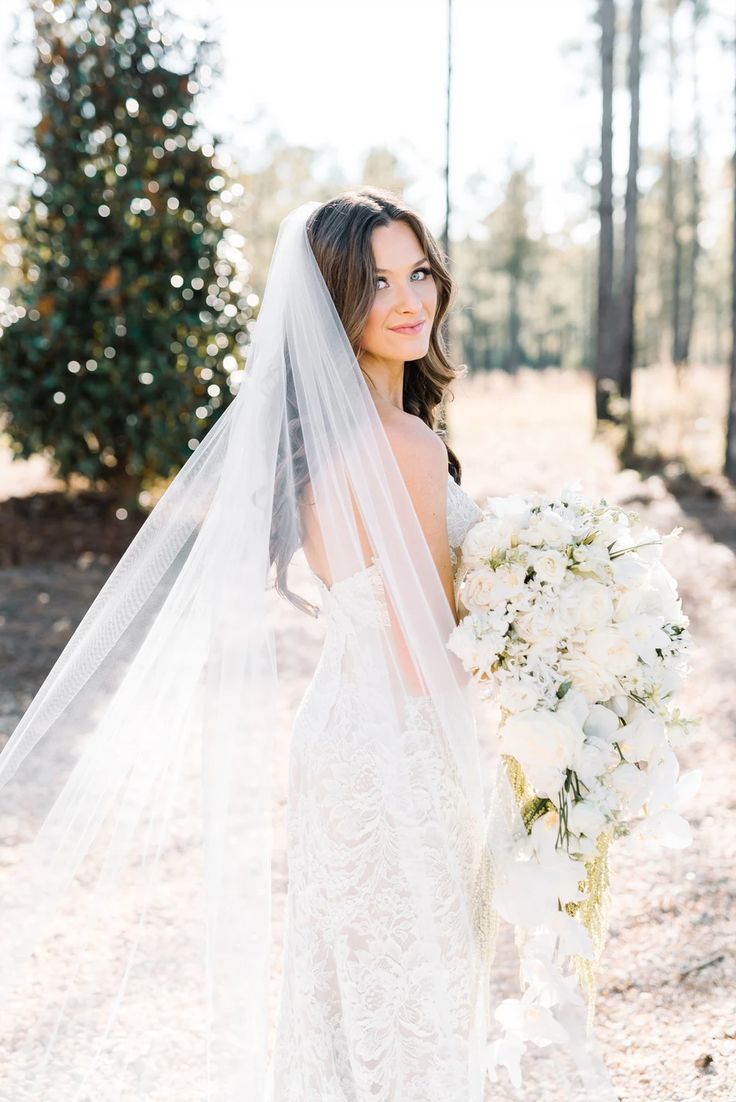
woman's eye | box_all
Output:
[376,267,432,290]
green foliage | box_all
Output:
[0,0,254,500]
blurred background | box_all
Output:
[0,3,734,1098]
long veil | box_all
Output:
[0,200,619,1100]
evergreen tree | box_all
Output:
[0,0,253,508]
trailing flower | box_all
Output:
[447,482,701,1091]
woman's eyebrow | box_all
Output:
[375,256,429,273]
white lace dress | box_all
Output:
[267,473,486,1101]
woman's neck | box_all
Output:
[359,353,405,411]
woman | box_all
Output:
[0,189,614,1100]
[266,191,491,1100]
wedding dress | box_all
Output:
[0,199,615,1100]
[266,472,487,1101]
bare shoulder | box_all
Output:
[380,407,448,483]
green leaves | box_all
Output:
[1,0,254,503]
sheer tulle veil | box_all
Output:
[0,197,619,1100]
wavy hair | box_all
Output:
[271,186,466,615]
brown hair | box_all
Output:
[271,186,466,615]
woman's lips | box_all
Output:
[389,320,425,335]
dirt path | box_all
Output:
[1,368,734,1100]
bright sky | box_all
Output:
[0,0,733,240]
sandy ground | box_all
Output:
[0,366,734,1101]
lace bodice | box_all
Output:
[446,470,484,569]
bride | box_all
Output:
[0,188,616,1100]
[267,192,490,1099]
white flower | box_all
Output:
[646,748,701,818]
[583,626,638,678]
[462,517,513,561]
[529,813,587,903]
[567,798,608,840]
[617,708,665,764]
[446,615,505,676]
[496,671,542,713]
[548,909,595,961]
[555,686,591,726]
[575,737,618,788]
[485,1035,525,1089]
[557,653,617,703]
[493,988,570,1047]
[646,561,686,623]
[498,709,586,797]
[460,565,497,612]
[582,702,620,742]
[484,493,534,529]
[608,763,649,815]
[618,613,671,666]
[526,547,568,587]
[521,509,575,549]
[569,541,611,581]
[446,617,482,669]
[515,598,566,648]
[611,524,663,563]
[462,561,527,611]
[558,577,614,632]
[610,552,651,593]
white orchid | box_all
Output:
[446,487,698,1093]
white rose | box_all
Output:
[558,577,614,633]
[515,599,566,648]
[462,566,500,612]
[482,559,528,603]
[557,654,616,703]
[584,626,638,678]
[462,518,512,562]
[527,547,568,587]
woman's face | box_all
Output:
[359,220,438,367]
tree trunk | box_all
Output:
[618,0,643,405]
[676,0,704,369]
[508,274,522,374]
[595,0,617,421]
[726,9,736,482]
[665,1,684,371]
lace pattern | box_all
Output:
[267,474,488,1100]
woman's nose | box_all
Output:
[394,282,423,312]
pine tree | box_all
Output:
[0,0,254,509]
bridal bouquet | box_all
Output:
[446,482,701,1090]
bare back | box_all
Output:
[299,407,456,621]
